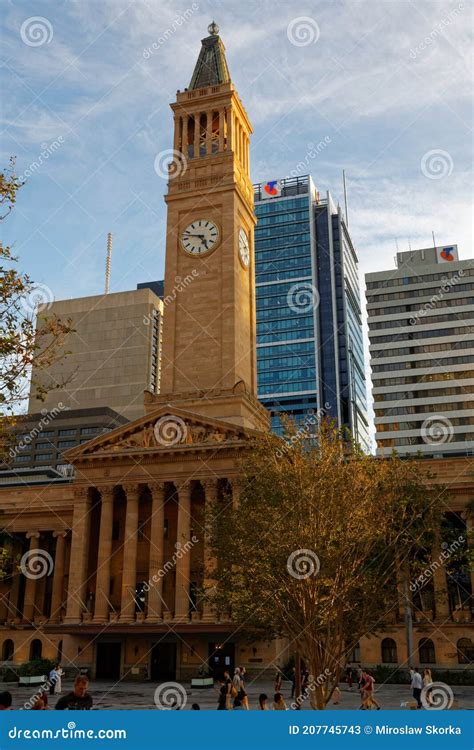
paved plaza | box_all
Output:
[5,678,474,711]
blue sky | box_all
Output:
[1,0,472,300]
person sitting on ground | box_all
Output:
[55,675,93,710]
[0,691,12,710]
[258,693,269,710]
[272,692,287,710]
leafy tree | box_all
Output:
[0,158,73,460]
[207,421,442,708]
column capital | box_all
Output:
[73,486,90,501]
[149,481,166,494]
[122,483,141,498]
[26,530,40,540]
[53,529,68,539]
[175,479,192,493]
[98,486,115,501]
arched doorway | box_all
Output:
[381,637,398,663]
[29,639,42,660]
[418,638,435,664]
[2,639,14,661]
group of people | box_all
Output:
[217,667,249,710]
[0,675,93,711]
[409,667,433,709]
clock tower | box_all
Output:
[150,23,269,431]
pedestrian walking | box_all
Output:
[346,668,353,690]
[410,667,423,709]
[290,667,296,698]
[422,668,433,706]
[217,681,227,710]
[274,669,282,692]
[49,664,63,696]
[239,666,249,710]
[359,670,381,710]
[223,670,232,710]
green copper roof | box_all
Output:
[188,23,231,90]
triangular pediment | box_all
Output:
[65,406,249,460]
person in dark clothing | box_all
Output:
[0,691,12,710]
[55,675,93,710]
[217,682,227,710]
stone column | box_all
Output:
[226,108,232,152]
[465,511,474,600]
[174,481,192,621]
[202,479,218,622]
[146,482,166,622]
[22,532,40,623]
[173,115,180,151]
[432,530,450,619]
[120,483,140,623]
[49,531,67,623]
[218,110,225,152]
[206,110,213,155]
[93,487,115,623]
[64,487,92,623]
[232,478,242,510]
[194,112,200,157]
[181,114,188,158]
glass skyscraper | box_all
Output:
[254,175,370,451]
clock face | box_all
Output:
[238,228,250,268]
[180,219,220,256]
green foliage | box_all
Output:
[17,658,54,677]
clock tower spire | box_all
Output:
[150,24,268,431]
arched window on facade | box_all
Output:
[2,639,14,661]
[29,639,42,660]
[457,638,474,664]
[381,637,398,663]
[418,637,436,664]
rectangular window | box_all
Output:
[58,429,76,437]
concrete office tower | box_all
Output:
[366,245,474,457]
[254,175,370,451]
[29,288,163,421]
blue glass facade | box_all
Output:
[254,176,370,450]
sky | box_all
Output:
[1,0,473,433]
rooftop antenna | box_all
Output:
[408,238,412,252]
[395,238,399,252]
[342,169,349,227]
[432,230,437,249]
[105,232,112,294]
